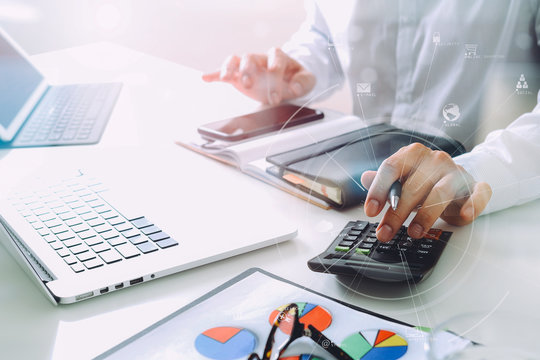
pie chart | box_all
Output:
[341,329,408,360]
[268,302,332,335]
[194,326,256,360]
[280,356,325,360]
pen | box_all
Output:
[389,181,401,211]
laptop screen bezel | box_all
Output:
[0,27,48,142]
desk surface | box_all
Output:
[1,43,540,359]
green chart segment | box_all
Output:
[341,329,408,360]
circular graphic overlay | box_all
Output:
[280,356,325,360]
[442,103,461,122]
[194,326,256,360]
[268,302,332,335]
[340,329,408,360]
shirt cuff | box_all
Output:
[453,150,519,215]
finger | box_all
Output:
[408,173,461,238]
[365,143,430,217]
[361,171,377,190]
[377,151,454,242]
[267,48,288,105]
[286,69,316,98]
[239,54,267,89]
[202,71,220,82]
[220,55,241,81]
[443,181,492,226]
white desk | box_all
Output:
[1,43,540,359]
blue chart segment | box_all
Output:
[341,329,408,360]
[194,326,256,360]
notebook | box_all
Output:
[0,147,298,305]
[266,123,466,208]
[0,26,121,148]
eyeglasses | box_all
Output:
[247,303,354,360]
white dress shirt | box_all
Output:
[284,0,540,214]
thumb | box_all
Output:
[286,70,316,98]
[202,71,220,82]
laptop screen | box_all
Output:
[0,31,45,139]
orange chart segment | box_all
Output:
[374,330,395,345]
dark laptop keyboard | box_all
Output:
[9,174,178,274]
[13,83,121,147]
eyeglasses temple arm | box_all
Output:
[306,324,355,360]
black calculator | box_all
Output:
[307,220,452,283]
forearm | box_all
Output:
[282,0,344,103]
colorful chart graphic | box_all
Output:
[268,302,332,335]
[194,326,256,360]
[341,329,408,360]
[280,355,325,360]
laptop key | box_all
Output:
[115,243,140,259]
[70,243,90,255]
[148,232,169,242]
[108,237,127,247]
[114,222,133,232]
[84,236,103,247]
[155,238,178,249]
[99,249,122,264]
[121,229,141,238]
[141,225,161,235]
[83,258,104,269]
[91,242,111,253]
[77,251,96,262]
[71,263,85,273]
[52,224,70,235]
[136,241,158,254]
[128,235,146,245]
[63,238,82,248]
[64,255,78,265]
[49,241,64,251]
[57,230,76,241]
[57,248,70,257]
[131,217,153,229]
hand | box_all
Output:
[361,143,492,242]
[202,47,316,105]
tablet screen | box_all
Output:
[0,31,45,139]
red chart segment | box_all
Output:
[195,326,256,360]
[268,302,332,334]
[341,329,408,360]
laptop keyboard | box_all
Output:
[13,83,121,147]
[9,174,178,274]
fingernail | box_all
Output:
[409,223,424,238]
[463,206,474,219]
[242,75,251,88]
[270,92,280,105]
[377,224,393,242]
[291,82,303,96]
[365,199,379,216]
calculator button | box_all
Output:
[348,230,362,236]
[355,248,371,256]
[339,240,355,247]
[343,235,358,241]
[335,245,350,252]
[351,222,368,231]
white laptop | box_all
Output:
[0,147,298,304]
[0,27,121,148]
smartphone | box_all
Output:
[197,104,324,142]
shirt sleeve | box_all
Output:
[282,0,345,103]
[454,4,540,215]
[454,101,540,214]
